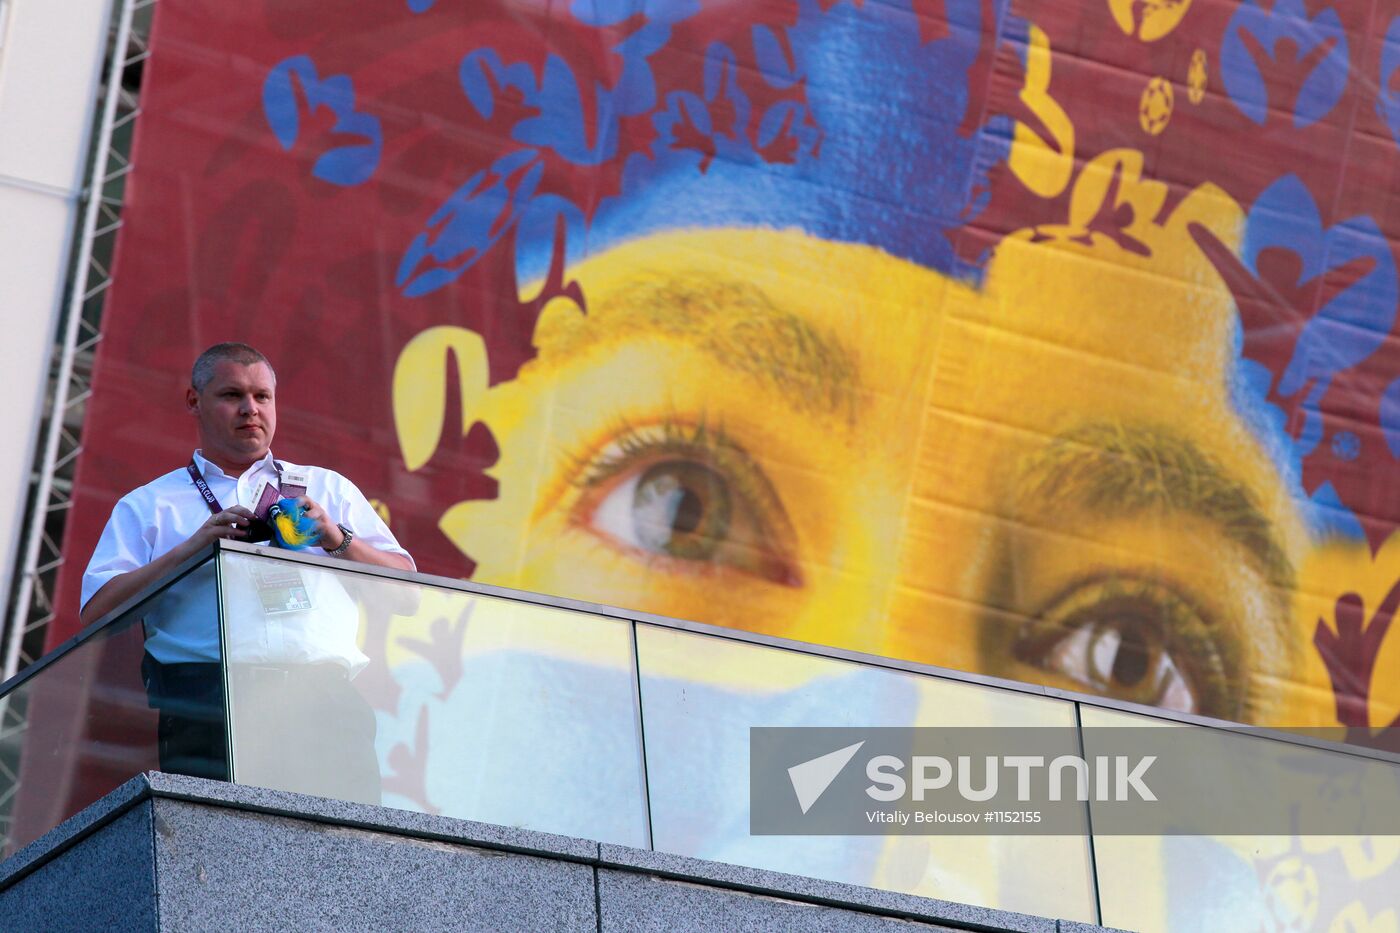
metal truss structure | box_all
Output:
[0,0,152,836]
[2,0,152,682]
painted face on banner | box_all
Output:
[378,3,1399,735]
[413,205,1304,724]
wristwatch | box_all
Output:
[325,523,354,556]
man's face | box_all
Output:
[186,360,277,468]
[397,193,1330,726]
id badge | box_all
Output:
[251,478,281,520]
[279,467,310,501]
[251,561,314,614]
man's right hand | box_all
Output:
[189,506,256,551]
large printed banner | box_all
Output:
[52,0,1400,923]
[59,0,1400,783]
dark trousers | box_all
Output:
[142,654,382,805]
[141,656,229,781]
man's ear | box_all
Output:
[185,386,200,415]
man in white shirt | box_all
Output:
[81,342,414,800]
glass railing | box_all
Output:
[2,540,1398,930]
[0,550,218,853]
[217,547,649,846]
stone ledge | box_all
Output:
[2,775,1136,933]
[597,843,1058,933]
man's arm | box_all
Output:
[324,529,415,571]
[79,506,256,626]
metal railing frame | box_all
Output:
[7,539,1395,767]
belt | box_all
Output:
[144,656,350,691]
[230,663,349,687]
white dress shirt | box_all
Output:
[82,450,414,670]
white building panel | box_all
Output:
[0,0,112,626]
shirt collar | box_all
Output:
[192,449,278,481]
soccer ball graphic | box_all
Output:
[1140,76,1174,135]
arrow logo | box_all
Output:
[787,741,865,814]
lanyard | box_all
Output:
[186,457,281,514]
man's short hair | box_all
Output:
[191,342,277,391]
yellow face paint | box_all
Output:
[385,179,1345,725]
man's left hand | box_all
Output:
[293,496,344,551]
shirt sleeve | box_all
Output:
[325,473,416,571]
[81,495,154,610]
